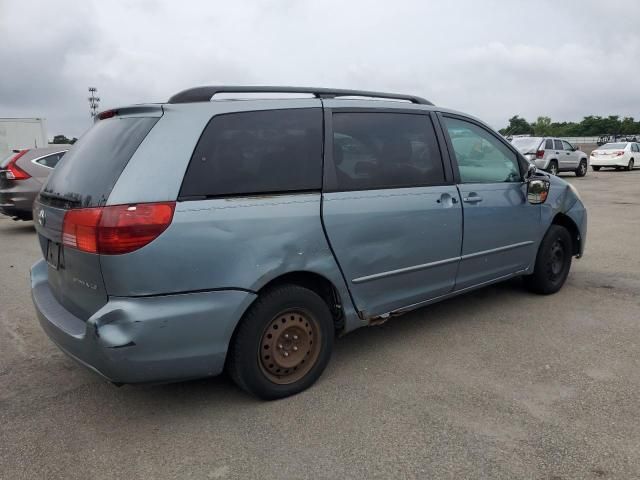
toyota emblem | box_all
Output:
[38,208,46,227]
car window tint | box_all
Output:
[43,117,158,208]
[443,117,521,183]
[180,108,322,198]
[562,141,573,151]
[545,139,553,149]
[331,113,444,191]
[633,144,639,152]
[36,152,65,168]
[554,139,563,150]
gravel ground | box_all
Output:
[1,170,639,479]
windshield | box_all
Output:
[599,143,627,150]
[42,116,158,208]
[510,137,542,153]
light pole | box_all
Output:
[88,87,100,118]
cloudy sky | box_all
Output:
[1,0,639,138]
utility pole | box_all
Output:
[88,87,100,118]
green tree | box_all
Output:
[532,116,552,136]
[52,134,74,144]
[501,115,532,136]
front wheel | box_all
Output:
[524,225,573,295]
[575,160,587,177]
[627,159,635,171]
[227,284,334,400]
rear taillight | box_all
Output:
[615,151,625,156]
[62,202,175,254]
[536,150,545,159]
[4,150,31,180]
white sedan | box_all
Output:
[590,142,640,171]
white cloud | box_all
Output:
[1,0,639,137]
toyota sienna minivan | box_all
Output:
[31,86,587,399]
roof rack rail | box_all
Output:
[167,86,433,105]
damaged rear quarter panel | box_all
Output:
[99,193,362,331]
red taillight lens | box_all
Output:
[62,208,102,253]
[62,202,175,254]
[97,109,117,120]
[615,151,625,156]
[4,150,31,180]
[536,150,545,159]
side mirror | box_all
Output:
[527,178,550,204]
[524,162,537,180]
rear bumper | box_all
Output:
[590,157,629,167]
[0,182,38,218]
[31,259,256,384]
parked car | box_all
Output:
[590,142,639,171]
[30,86,587,399]
[597,134,638,146]
[510,136,589,176]
[0,146,69,220]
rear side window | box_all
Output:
[42,117,158,208]
[553,139,563,150]
[180,108,322,198]
[545,139,553,149]
[331,112,445,191]
[35,152,65,168]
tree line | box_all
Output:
[51,134,77,144]
[499,115,640,137]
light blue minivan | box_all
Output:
[31,86,587,399]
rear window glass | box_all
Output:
[180,108,322,198]
[331,112,445,191]
[600,143,627,149]
[510,137,542,152]
[42,117,158,208]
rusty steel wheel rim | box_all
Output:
[259,309,322,385]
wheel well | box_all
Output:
[552,213,580,256]
[257,272,345,332]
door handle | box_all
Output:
[436,193,459,206]
[462,194,483,203]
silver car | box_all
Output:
[31,86,587,399]
[0,146,69,220]
[511,137,589,176]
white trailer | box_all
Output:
[0,118,48,160]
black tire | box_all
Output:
[627,159,634,171]
[227,284,334,400]
[592,166,601,171]
[547,160,559,176]
[524,225,573,295]
[575,160,587,177]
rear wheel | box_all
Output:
[547,161,559,176]
[524,225,573,295]
[227,284,334,400]
[575,160,587,177]
[627,159,634,171]
[592,166,601,171]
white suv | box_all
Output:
[511,137,589,177]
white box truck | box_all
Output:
[0,118,48,160]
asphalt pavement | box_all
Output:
[1,170,639,479]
